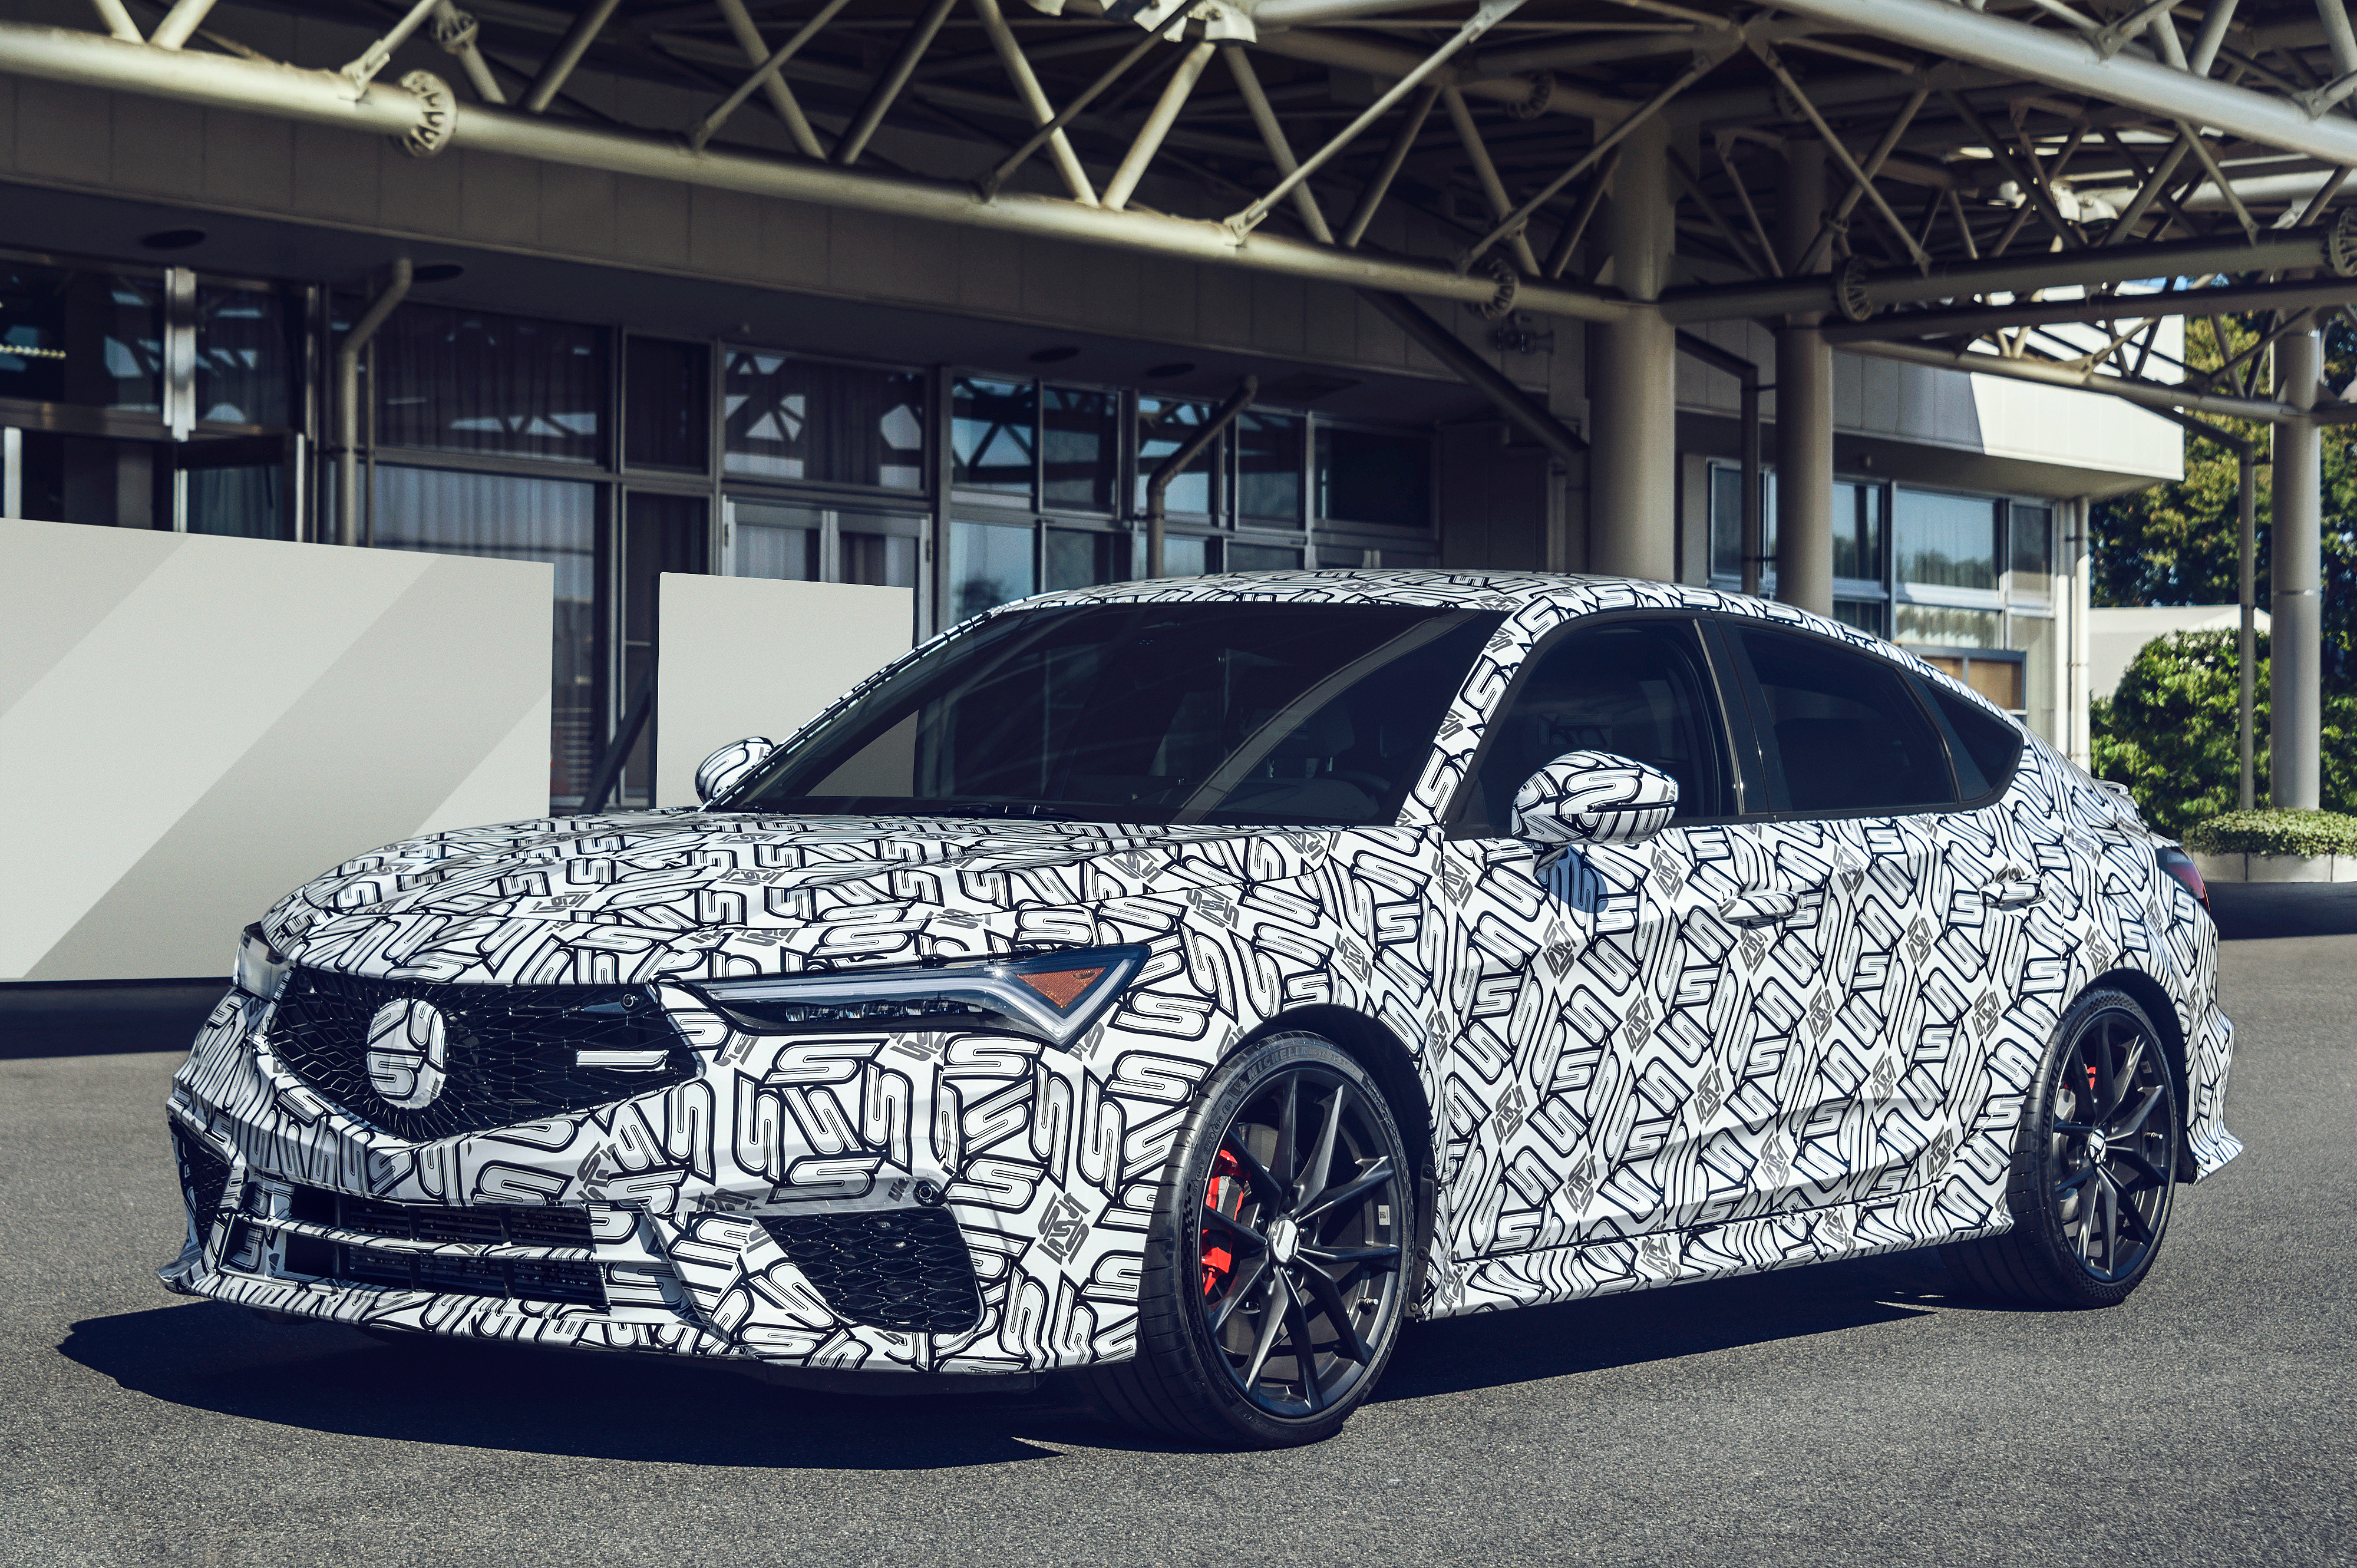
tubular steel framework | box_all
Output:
[12,0,2357,420]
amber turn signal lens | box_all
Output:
[1017,966,1106,1009]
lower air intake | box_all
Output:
[171,1124,235,1246]
[280,1185,605,1308]
[758,1209,982,1335]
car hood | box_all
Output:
[263,810,1374,985]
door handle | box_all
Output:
[1719,889,1799,927]
[1983,874,2042,909]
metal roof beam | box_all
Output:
[0,19,1631,321]
[1761,0,2357,167]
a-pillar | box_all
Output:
[1586,115,1677,582]
[1774,138,1834,616]
[2271,319,2322,808]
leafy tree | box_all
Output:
[2092,630,2357,835]
[2090,313,2357,685]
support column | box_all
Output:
[1587,116,1677,582]
[2271,320,2323,808]
[1775,138,1834,616]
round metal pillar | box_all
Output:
[1774,138,1834,616]
[1587,116,1677,583]
[2270,321,2323,809]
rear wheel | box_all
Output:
[1088,1033,1411,1448]
[1942,986,2181,1308]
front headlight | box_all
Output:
[232,922,292,1001]
[689,945,1149,1050]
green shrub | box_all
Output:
[2184,808,2357,856]
[2091,630,2357,835]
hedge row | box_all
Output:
[2183,808,2357,857]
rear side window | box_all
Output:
[1731,626,1955,814]
[1914,676,2025,801]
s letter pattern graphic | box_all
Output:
[162,572,2237,1384]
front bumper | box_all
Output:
[165,982,1204,1376]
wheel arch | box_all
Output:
[1232,1005,1440,1302]
[2088,966,2194,1181]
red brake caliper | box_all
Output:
[1201,1147,1245,1298]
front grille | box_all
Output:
[282,1184,605,1308]
[171,1124,234,1245]
[268,968,694,1141]
[759,1209,982,1334]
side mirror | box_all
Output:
[695,736,776,807]
[1511,750,1679,847]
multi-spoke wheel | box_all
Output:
[1942,986,2182,1309]
[1088,1032,1412,1447]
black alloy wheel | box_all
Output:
[1943,986,2181,1308]
[1088,1033,1412,1447]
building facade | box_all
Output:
[0,0,2183,808]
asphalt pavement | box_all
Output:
[3,894,2351,1568]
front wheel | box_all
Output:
[1942,986,2181,1308]
[1087,1033,1412,1448]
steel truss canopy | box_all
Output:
[15,0,2357,418]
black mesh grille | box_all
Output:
[268,969,694,1141]
[758,1209,982,1334]
[171,1124,234,1245]
[283,1184,605,1308]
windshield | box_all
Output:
[714,602,1503,827]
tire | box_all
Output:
[1087,1032,1414,1448]
[1941,986,2182,1309]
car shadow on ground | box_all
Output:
[60,1249,1965,1465]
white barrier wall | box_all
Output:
[655,573,914,807]
[0,519,552,982]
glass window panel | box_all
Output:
[2010,612,2055,738]
[372,466,599,803]
[375,303,605,463]
[1135,397,1217,516]
[1045,527,1130,592]
[723,352,925,489]
[621,493,711,803]
[1736,626,1955,813]
[950,517,1036,619]
[1895,488,1999,589]
[1966,656,2025,711]
[194,285,289,428]
[1920,680,2025,797]
[729,499,819,580]
[1042,385,1117,511]
[1236,411,1303,523]
[952,376,1035,497]
[1834,480,1884,582]
[2009,503,2054,602]
[840,514,922,589]
[1895,603,2002,648]
[18,433,159,527]
[1161,533,1210,577]
[625,337,710,471]
[1316,425,1431,529]
[1832,599,1887,638]
[0,263,163,412]
[1708,465,1777,583]
[1228,542,1303,572]
[185,461,286,540]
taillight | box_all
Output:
[2156,846,2208,910]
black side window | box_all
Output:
[1734,626,1955,814]
[1458,619,1730,835]
[1914,676,2025,801]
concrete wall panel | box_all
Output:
[653,574,912,808]
[0,519,550,982]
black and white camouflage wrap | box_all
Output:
[1511,751,1682,846]
[161,571,2239,1379]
